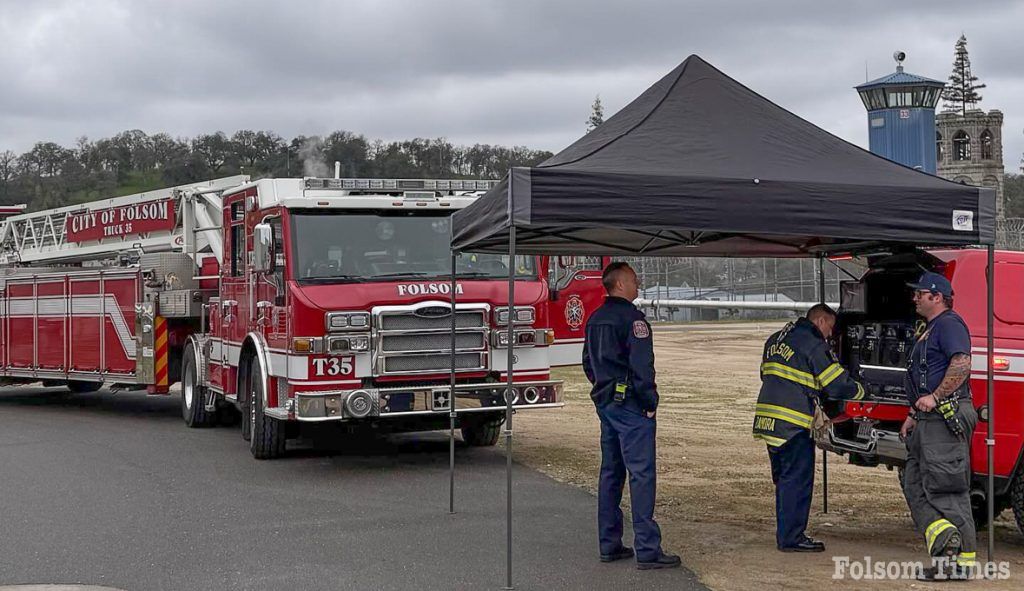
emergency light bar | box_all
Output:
[304,178,500,191]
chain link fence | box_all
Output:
[607,218,1022,322]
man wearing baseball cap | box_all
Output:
[900,271,978,580]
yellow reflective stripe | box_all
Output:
[762,362,816,384]
[757,401,811,424]
[761,362,818,389]
[925,519,956,553]
[851,383,866,401]
[753,433,788,447]
[756,409,813,429]
[817,363,844,387]
[755,403,813,428]
[957,552,976,567]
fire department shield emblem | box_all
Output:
[565,295,586,330]
[632,320,650,339]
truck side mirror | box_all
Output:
[252,223,274,274]
[547,257,560,301]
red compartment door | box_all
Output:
[5,281,36,369]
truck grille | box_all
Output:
[374,303,489,376]
[381,332,485,353]
[379,310,485,331]
[384,353,483,373]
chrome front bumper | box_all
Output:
[272,380,563,422]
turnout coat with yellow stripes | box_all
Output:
[753,318,865,447]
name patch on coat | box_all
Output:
[632,320,650,338]
[766,342,795,361]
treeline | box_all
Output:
[1005,173,1024,218]
[0,130,554,212]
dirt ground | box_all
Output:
[512,322,1024,590]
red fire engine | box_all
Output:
[0,176,605,458]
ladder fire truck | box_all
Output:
[0,176,605,458]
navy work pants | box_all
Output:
[768,430,815,548]
[595,402,662,561]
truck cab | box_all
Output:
[183,178,605,457]
[826,248,1024,532]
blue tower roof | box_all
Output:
[856,66,944,90]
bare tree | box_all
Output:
[0,150,17,199]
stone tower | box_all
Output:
[936,109,1005,218]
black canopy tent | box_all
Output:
[452,55,994,256]
[446,55,998,587]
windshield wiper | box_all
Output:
[298,275,367,284]
[371,272,433,279]
[454,271,498,278]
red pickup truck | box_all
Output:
[826,248,1024,534]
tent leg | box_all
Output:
[818,255,828,515]
[449,251,458,515]
[987,244,995,562]
[504,226,516,590]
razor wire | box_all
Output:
[997,217,1024,251]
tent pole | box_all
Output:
[818,254,828,514]
[449,250,458,514]
[986,244,995,562]
[504,225,516,590]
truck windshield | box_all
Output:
[290,211,536,283]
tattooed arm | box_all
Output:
[914,353,972,412]
[932,353,972,400]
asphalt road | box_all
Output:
[0,386,707,591]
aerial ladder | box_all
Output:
[0,176,247,269]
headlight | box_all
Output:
[327,311,371,331]
[514,308,534,323]
[494,306,535,325]
[493,330,537,348]
[328,335,370,353]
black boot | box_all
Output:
[778,536,825,553]
[599,546,634,563]
[637,552,682,570]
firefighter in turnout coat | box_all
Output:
[753,304,865,552]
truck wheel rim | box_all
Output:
[183,364,194,410]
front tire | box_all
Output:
[1011,470,1024,537]
[182,347,215,428]
[248,358,286,459]
[461,415,503,447]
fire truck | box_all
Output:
[0,176,606,458]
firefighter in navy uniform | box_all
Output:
[582,262,681,570]
[900,272,978,581]
[753,304,865,552]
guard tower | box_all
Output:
[856,52,945,173]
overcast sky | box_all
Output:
[1,0,1021,173]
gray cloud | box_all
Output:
[1,0,1021,172]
